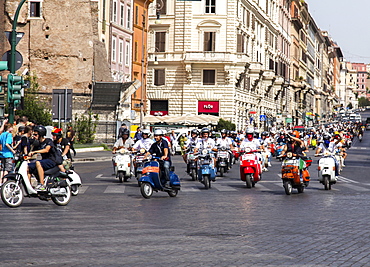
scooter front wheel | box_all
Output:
[191,169,197,181]
[245,174,252,188]
[219,167,224,177]
[140,183,153,199]
[203,175,210,189]
[283,180,292,195]
[1,180,24,208]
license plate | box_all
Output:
[242,154,255,161]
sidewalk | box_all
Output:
[73,147,112,162]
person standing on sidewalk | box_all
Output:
[0,123,15,184]
[134,127,142,142]
[66,125,76,157]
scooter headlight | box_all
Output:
[202,149,208,156]
[140,148,146,154]
[286,152,293,158]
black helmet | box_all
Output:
[201,127,210,134]
[191,129,199,135]
[34,125,47,137]
[261,131,268,137]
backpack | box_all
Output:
[51,144,63,165]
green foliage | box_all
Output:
[73,111,99,144]
[216,118,236,131]
[358,97,370,107]
[15,72,52,125]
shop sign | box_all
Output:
[198,101,219,113]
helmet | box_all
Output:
[245,128,254,134]
[323,134,331,140]
[52,128,63,138]
[201,127,210,134]
[162,129,167,135]
[18,125,26,133]
[261,131,268,137]
[191,129,199,135]
[153,129,164,136]
[34,125,47,137]
[220,129,227,134]
[142,129,151,137]
[121,128,130,136]
[231,131,237,135]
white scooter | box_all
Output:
[316,151,338,190]
[113,148,132,182]
[0,155,72,208]
[67,166,82,196]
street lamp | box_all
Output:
[140,0,163,128]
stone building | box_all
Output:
[146,0,291,130]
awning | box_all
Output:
[120,79,141,103]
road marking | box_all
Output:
[78,186,89,194]
[104,185,125,193]
[339,184,370,192]
[255,183,272,191]
[338,176,360,184]
[212,184,238,191]
[181,186,201,192]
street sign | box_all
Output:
[52,89,73,123]
[1,50,23,71]
[260,115,266,122]
[5,31,24,46]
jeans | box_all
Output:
[163,160,171,182]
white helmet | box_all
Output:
[245,128,254,134]
[142,129,151,137]
[154,129,164,136]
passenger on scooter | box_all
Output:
[146,129,171,187]
[51,128,71,172]
[27,125,60,191]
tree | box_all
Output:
[73,111,99,144]
[15,72,52,125]
[358,97,370,107]
[216,118,236,131]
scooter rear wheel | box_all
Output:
[71,185,79,196]
[323,176,331,190]
[1,180,23,208]
[140,183,153,199]
[118,172,124,183]
[51,186,72,206]
[167,189,178,197]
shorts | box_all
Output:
[1,158,13,172]
[28,159,57,174]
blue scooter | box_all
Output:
[139,157,181,199]
[197,149,216,189]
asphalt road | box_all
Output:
[1,124,370,266]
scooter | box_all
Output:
[1,155,72,208]
[232,148,240,164]
[139,157,180,199]
[280,152,310,195]
[134,148,146,185]
[113,148,131,183]
[239,148,262,188]
[275,142,285,160]
[359,133,363,142]
[197,149,216,189]
[60,159,82,196]
[216,146,229,177]
[316,151,337,190]
[186,146,198,181]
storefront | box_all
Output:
[150,100,168,116]
[198,101,219,116]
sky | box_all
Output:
[307,0,370,64]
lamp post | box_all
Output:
[140,0,163,128]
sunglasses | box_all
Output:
[33,133,39,136]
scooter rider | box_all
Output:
[27,125,59,191]
[183,129,199,164]
[132,129,154,152]
[147,129,171,188]
[315,134,341,178]
[239,128,264,152]
[216,129,234,168]
[112,128,134,175]
[194,127,217,168]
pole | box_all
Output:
[8,0,27,123]
[140,0,149,128]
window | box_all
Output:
[29,1,42,18]
[159,0,167,15]
[151,100,168,114]
[127,7,131,29]
[203,70,216,85]
[113,1,117,23]
[155,32,166,52]
[204,32,215,52]
[237,34,244,53]
[112,36,117,62]
[120,4,124,26]
[205,0,216,14]
[119,39,124,64]
[134,42,138,62]
[135,5,139,25]
[125,41,130,65]
[154,69,166,86]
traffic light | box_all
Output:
[7,74,23,107]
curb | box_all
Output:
[75,147,105,153]
[74,156,112,162]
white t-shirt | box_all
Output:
[196,138,216,150]
[216,137,232,148]
[133,138,155,151]
[318,142,336,153]
[240,138,261,151]
[113,137,134,149]
[185,137,199,148]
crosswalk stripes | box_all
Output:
[339,183,370,192]
[104,185,125,194]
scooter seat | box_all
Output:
[44,166,60,175]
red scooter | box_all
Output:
[239,148,262,188]
[232,148,240,164]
